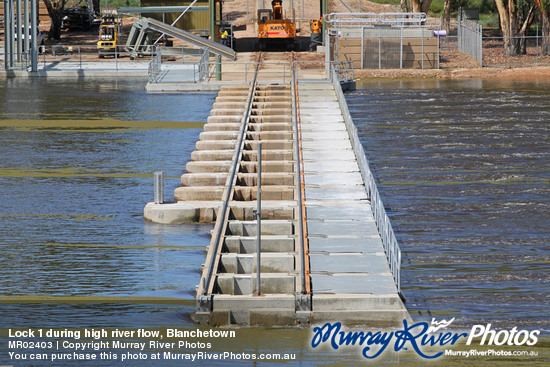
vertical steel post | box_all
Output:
[7,0,15,68]
[30,0,37,71]
[421,29,424,69]
[537,25,539,66]
[361,27,364,68]
[399,28,406,69]
[154,171,164,204]
[3,0,9,69]
[255,142,262,295]
[16,0,22,62]
[24,0,29,55]
[378,27,381,69]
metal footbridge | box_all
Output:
[126,17,236,60]
[144,57,408,326]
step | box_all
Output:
[203,123,241,132]
[246,131,294,140]
[237,172,294,186]
[227,220,294,236]
[240,161,294,173]
[186,161,232,173]
[219,253,295,274]
[241,150,293,161]
[196,140,237,150]
[199,131,240,140]
[181,172,228,186]
[191,150,234,161]
[244,140,293,150]
[215,273,296,295]
[223,235,295,253]
[233,186,295,201]
[247,122,292,132]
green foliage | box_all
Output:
[429,0,445,15]
[99,0,140,8]
[479,12,499,27]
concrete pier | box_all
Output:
[144,60,408,326]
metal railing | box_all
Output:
[291,62,308,297]
[197,49,210,82]
[326,12,436,29]
[198,63,260,299]
[148,50,162,83]
[458,15,482,65]
[330,66,402,293]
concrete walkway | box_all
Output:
[298,81,408,324]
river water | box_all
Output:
[0,78,548,366]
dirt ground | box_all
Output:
[28,0,550,80]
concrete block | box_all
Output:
[223,236,295,253]
[219,253,295,273]
[196,140,237,150]
[191,150,234,161]
[186,161,232,173]
[227,220,294,236]
[199,131,240,140]
[174,186,224,201]
[203,123,241,132]
[143,202,220,223]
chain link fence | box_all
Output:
[442,18,550,67]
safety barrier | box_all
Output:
[326,12,434,28]
[458,14,482,66]
[330,66,402,293]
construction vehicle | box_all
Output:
[309,17,322,51]
[97,14,120,58]
[62,0,97,30]
[257,0,296,51]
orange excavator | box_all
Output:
[257,0,296,51]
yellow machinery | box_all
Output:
[257,0,296,50]
[309,17,322,51]
[97,15,120,58]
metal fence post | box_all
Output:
[422,30,430,69]
[154,171,164,204]
[536,25,539,66]
[255,142,262,296]
[399,27,403,69]
[378,27,381,69]
[79,46,82,69]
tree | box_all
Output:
[494,0,536,55]
[443,0,452,32]
[534,0,550,54]
[410,0,433,13]
[401,0,409,13]
[43,0,69,40]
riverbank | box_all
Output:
[354,65,550,80]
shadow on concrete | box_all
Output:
[233,36,312,52]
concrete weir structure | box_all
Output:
[144,61,408,326]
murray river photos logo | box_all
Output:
[311,318,540,359]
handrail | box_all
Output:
[330,66,402,294]
[148,50,162,83]
[326,12,432,28]
[200,59,260,296]
[291,62,308,295]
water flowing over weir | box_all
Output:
[144,55,408,326]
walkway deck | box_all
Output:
[144,61,408,326]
